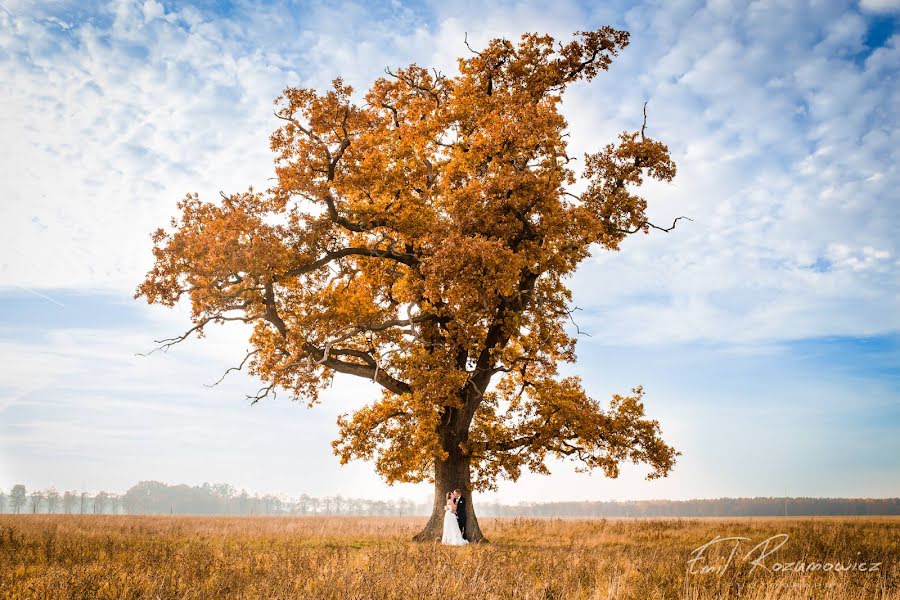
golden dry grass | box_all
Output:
[0,514,897,599]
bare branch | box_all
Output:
[464,32,483,56]
[612,216,693,235]
[248,384,276,406]
[646,216,693,232]
[274,110,327,148]
[135,314,256,357]
[564,306,590,337]
[641,101,648,140]
[206,348,259,387]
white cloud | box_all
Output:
[0,0,298,292]
[859,0,900,13]
[560,0,900,344]
[0,317,429,499]
[3,0,895,346]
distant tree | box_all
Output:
[213,483,236,500]
[10,485,895,518]
[110,494,123,515]
[30,490,43,514]
[94,491,109,514]
[123,481,172,514]
[80,491,88,514]
[397,498,411,516]
[0,491,6,514]
[297,493,310,515]
[348,498,363,515]
[10,485,26,514]
[237,490,250,515]
[62,491,76,514]
[46,488,60,514]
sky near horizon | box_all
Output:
[0,0,898,504]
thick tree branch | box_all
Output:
[481,408,562,452]
[277,245,420,280]
[299,340,412,396]
[262,281,412,396]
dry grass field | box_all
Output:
[0,514,897,599]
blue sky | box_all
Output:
[0,0,898,503]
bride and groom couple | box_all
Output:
[441,488,469,545]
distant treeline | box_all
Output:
[495,497,900,517]
[2,481,898,517]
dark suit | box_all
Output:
[455,496,467,539]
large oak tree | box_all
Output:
[136,28,681,542]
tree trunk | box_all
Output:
[412,450,488,543]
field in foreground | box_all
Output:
[0,515,897,599]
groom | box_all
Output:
[452,489,467,540]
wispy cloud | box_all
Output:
[2,0,896,345]
[860,0,900,14]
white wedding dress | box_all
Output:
[441,501,469,545]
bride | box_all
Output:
[441,491,469,545]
